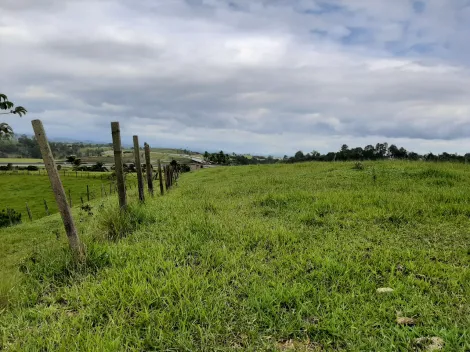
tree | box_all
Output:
[363,145,375,159]
[0,94,27,138]
[66,155,77,163]
[294,151,304,160]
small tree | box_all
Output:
[0,94,27,139]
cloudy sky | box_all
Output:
[1,0,470,155]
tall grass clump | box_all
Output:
[95,201,156,241]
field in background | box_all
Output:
[0,161,469,350]
[84,147,203,164]
[0,174,137,221]
[0,148,203,165]
[0,158,43,164]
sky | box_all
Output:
[1,0,470,156]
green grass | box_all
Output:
[0,161,469,351]
[0,158,43,164]
[0,173,127,221]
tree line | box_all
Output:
[204,143,470,166]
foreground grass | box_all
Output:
[0,161,469,351]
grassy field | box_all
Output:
[0,161,469,351]
[94,148,202,164]
[0,173,132,221]
[0,158,44,164]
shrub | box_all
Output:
[26,165,39,171]
[353,162,364,170]
[0,208,22,228]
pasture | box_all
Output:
[0,161,469,351]
[0,158,43,164]
[0,173,120,221]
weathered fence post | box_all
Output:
[87,185,90,202]
[158,160,164,195]
[44,199,50,216]
[164,166,168,191]
[144,142,153,196]
[26,202,32,221]
[133,135,145,202]
[111,122,127,210]
[31,119,84,259]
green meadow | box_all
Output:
[0,161,469,351]
[0,174,119,221]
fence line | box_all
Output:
[2,120,182,248]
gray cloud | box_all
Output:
[1,0,470,155]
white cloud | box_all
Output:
[1,0,470,155]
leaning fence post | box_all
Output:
[31,119,84,259]
[144,142,154,196]
[133,135,145,202]
[158,159,164,195]
[111,122,127,210]
[26,202,32,221]
[44,199,50,216]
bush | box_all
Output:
[0,208,22,228]
[26,165,39,171]
[181,164,191,173]
[353,162,364,170]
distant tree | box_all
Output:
[311,150,320,159]
[217,151,226,164]
[294,151,304,160]
[363,145,375,159]
[0,94,27,139]
[73,158,82,166]
[66,155,76,163]
[388,144,399,158]
[203,151,210,161]
[375,143,388,158]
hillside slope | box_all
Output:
[1,162,469,351]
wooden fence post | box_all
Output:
[164,166,168,191]
[144,142,153,196]
[158,159,164,195]
[26,202,32,221]
[101,184,104,198]
[87,185,90,202]
[44,199,50,216]
[31,119,84,259]
[111,122,127,210]
[133,135,145,202]
[81,196,84,205]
